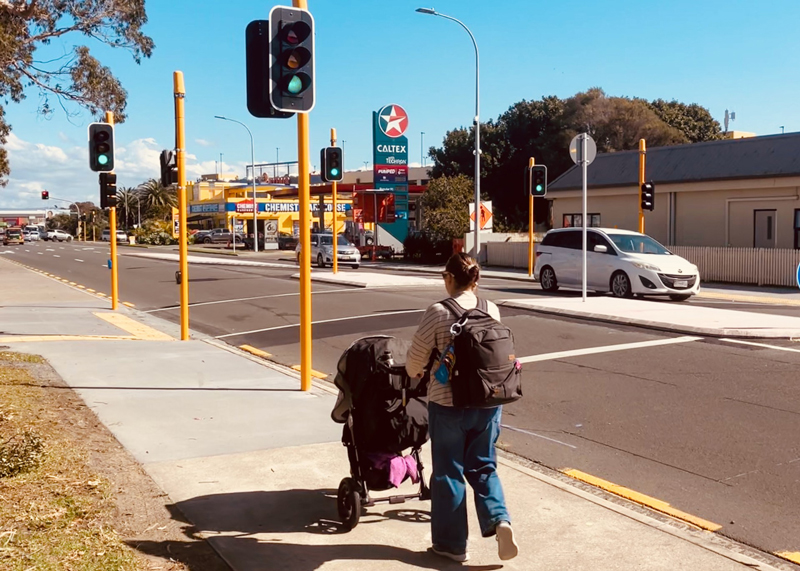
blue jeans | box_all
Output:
[428,402,510,553]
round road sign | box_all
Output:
[569,133,597,165]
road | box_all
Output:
[5,239,800,563]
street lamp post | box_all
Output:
[416,7,481,257]
[214,115,258,252]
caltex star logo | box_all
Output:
[378,104,408,138]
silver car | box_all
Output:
[296,233,361,269]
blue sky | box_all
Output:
[4,0,800,208]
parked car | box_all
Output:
[3,227,24,245]
[196,228,242,244]
[46,229,73,242]
[295,233,361,269]
[534,228,700,301]
[277,232,299,250]
[101,228,128,243]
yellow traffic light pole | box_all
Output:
[105,110,119,311]
[295,0,312,392]
[638,138,646,234]
[174,71,190,341]
[331,127,338,274]
[528,157,535,277]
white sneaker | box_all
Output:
[496,521,518,561]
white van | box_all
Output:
[534,228,700,301]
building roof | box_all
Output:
[548,132,800,191]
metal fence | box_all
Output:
[485,241,800,287]
[669,246,800,287]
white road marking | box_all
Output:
[500,424,577,449]
[75,259,84,263]
[145,287,360,313]
[53,255,60,258]
[24,249,30,252]
[46,248,54,252]
[37,252,43,255]
[517,336,702,364]
[215,309,426,339]
[720,338,800,354]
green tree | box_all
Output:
[0,1,154,185]
[419,174,474,241]
[648,99,723,143]
[137,178,176,221]
[116,186,138,229]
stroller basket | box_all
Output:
[331,335,430,530]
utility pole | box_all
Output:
[638,139,646,234]
[175,71,190,340]
[105,110,119,311]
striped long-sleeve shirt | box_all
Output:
[405,290,501,407]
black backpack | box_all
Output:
[441,298,523,408]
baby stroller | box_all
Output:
[331,335,431,530]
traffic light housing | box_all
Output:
[245,20,293,119]
[320,147,344,182]
[41,190,49,200]
[269,6,315,113]
[531,165,547,197]
[99,172,117,209]
[88,123,115,172]
[641,181,655,211]
[160,150,178,187]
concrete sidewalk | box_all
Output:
[1,257,796,571]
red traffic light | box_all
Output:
[41,190,49,200]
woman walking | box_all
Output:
[406,252,518,563]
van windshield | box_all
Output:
[7,230,21,237]
[319,235,350,246]
[606,233,671,255]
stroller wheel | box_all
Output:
[337,477,362,530]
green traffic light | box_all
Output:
[535,184,543,191]
[330,168,339,177]
[287,75,303,94]
[98,155,109,165]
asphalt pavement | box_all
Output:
[4,241,800,565]
[2,255,797,571]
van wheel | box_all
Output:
[611,271,633,298]
[669,294,692,302]
[540,266,559,292]
[317,253,326,268]
[203,237,212,244]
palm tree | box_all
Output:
[116,186,138,229]
[137,178,177,221]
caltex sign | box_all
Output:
[378,104,409,138]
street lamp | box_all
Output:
[214,115,259,252]
[416,7,481,257]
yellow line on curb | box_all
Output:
[698,291,800,307]
[69,282,77,285]
[87,289,96,293]
[0,335,135,343]
[77,285,85,289]
[563,469,722,531]
[291,365,328,379]
[122,301,136,308]
[776,552,800,564]
[93,313,174,341]
[239,344,272,358]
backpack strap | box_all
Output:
[477,297,488,312]
[440,298,466,319]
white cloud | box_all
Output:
[0,133,251,209]
[195,138,214,147]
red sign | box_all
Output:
[354,192,395,223]
[236,200,254,213]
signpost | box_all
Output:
[569,133,596,302]
[469,201,493,232]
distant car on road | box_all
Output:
[534,227,700,301]
[46,229,73,242]
[295,232,361,269]
[277,232,298,250]
[3,227,24,245]
[28,230,40,241]
[101,229,127,243]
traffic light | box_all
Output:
[160,150,178,187]
[99,173,117,209]
[531,165,547,197]
[320,147,344,182]
[245,20,293,119]
[641,181,655,211]
[88,123,115,172]
[41,190,49,200]
[269,6,315,113]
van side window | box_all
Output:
[561,230,582,250]
[541,232,559,247]
[588,232,616,255]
